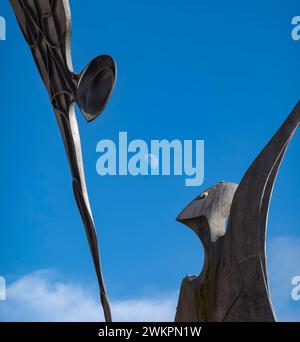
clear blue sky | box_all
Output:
[0,0,299,321]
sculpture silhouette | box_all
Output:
[176,101,300,322]
[10,0,116,322]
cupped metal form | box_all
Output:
[77,55,117,122]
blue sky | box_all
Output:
[0,0,299,321]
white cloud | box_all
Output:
[0,270,177,322]
[1,236,299,322]
[267,236,300,322]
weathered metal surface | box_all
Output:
[10,0,116,322]
[176,101,300,322]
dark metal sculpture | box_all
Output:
[176,101,300,322]
[10,0,116,322]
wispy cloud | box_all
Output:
[0,236,299,322]
[0,270,177,322]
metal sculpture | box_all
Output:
[10,0,116,322]
[176,101,300,322]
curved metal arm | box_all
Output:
[10,0,117,322]
[223,101,300,321]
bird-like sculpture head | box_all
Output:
[177,182,238,244]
